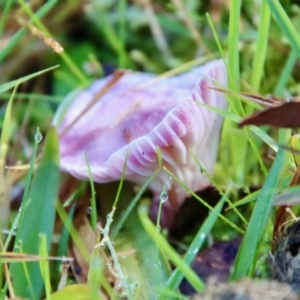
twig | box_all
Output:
[95,207,133,297]
[59,70,127,138]
[0,240,16,299]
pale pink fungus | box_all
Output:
[55,60,227,223]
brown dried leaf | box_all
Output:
[239,101,300,128]
[0,251,72,263]
[206,86,300,129]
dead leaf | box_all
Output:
[0,251,72,263]
[205,86,280,107]
[239,101,300,128]
[205,86,300,129]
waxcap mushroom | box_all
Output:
[55,59,227,216]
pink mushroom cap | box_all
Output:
[55,60,227,213]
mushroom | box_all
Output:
[54,59,227,227]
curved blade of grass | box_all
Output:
[233,182,300,208]
[0,65,59,94]
[190,153,247,225]
[52,89,82,127]
[230,190,260,208]
[116,206,170,299]
[198,96,269,177]
[10,127,60,299]
[0,82,18,162]
[163,167,243,234]
[196,102,277,151]
[274,48,298,96]
[164,186,228,294]
[206,13,225,60]
[0,92,63,102]
[138,203,205,293]
[232,128,290,279]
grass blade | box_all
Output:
[138,203,205,293]
[0,83,18,162]
[10,127,60,299]
[0,0,14,38]
[164,167,243,234]
[0,65,59,94]
[85,154,97,229]
[228,0,240,87]
[116,206,170,299]
[56,202,91,262]
[274,48,298,96]
[232,128,290,279]
[250,0,271,91]
[197,102,277,151]
[267,0,300,54]
[165,188,228,293]
[227,0,242,113]
[111,148,162,239]
[39,235,51,300]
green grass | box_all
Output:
[164,189,228,293]
[232,128,290,279]
[0,0,300,299]
[250,1,271,92]
[10,127,60,299]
